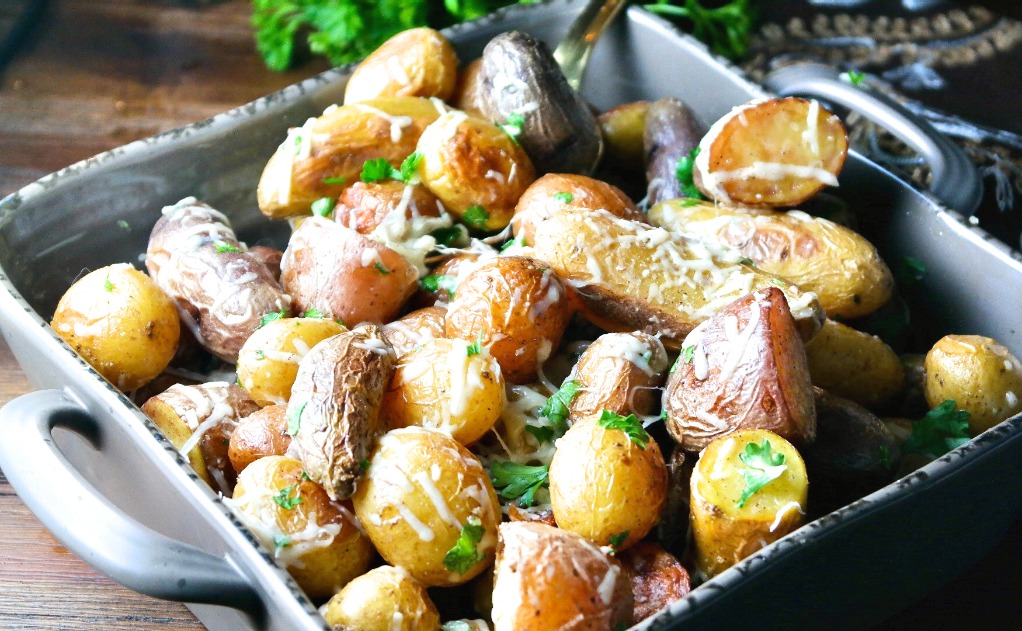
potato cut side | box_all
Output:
[693,97,848,207]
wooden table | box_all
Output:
[0,1,1019,629]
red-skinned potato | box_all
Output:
[227,404,291,474]
[662,287,816,452]
[618,541,692,625]
[333,180,445,235]
[381,305,447,358]
[511,173,644,245]
[568,331,669,421]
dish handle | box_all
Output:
[0,389,261,611]
[763,62,982,215]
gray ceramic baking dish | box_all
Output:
[1,1,1021,630]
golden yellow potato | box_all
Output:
[381,338,506,445]
[568,331,669,421]
[549,413,668,550]
[511,173,644,245]
[648,200,894,319]
[690,429,808,578]
[51,263,179,391]
[236,316,346,407]
[924,334,1022,434]
[416,111,536,231]
[381,305,448,357]
[320,565,440,631]
[227,405,291,474]
[352,427,501,586]
[229,456,374,600]
[344,28,458,104]
[597,101,649,169]
[805,319,905,410]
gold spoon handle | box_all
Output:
[553,0,629,91]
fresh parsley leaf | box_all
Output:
[273,533,292,550]
[103,273,114,292]
[214,240,243,254]
[443,516,486,574]
[598,410,650,449]
[674,146,704,200]
[554,191,574,204]
[302,308,326,318]
[643,0,756,60]
[322,175,346,185]
[300,470,311,481]
[739,257,755,267]
[609,530,629,549]
[897,255,927,287]
[272,484,303,510]
[399,151,423,184]
[490,461,548,507]
[117,219,130,231]
[287,401,306,436]
[537,380,579,440]
[374,262,390,275]
[498,113,526,144]
[524,424,555,443]
[500,235,524,252]
[682,345,696,364]
[879,444,892,470]
[466,332,484,357]
[736,439,787,508]
[842,70,866,86]
[361,158,399,183]
[420,274,458,297]
[902,400,971,459]
[462,205,489,229]
[255,349,266,360]
[359,459,371,474]
[258,308,288,328]
[431,225,469,247]
[311,197,334,218]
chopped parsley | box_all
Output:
[842,70,866,86]
[609,530,630,550]
[598,410,649,449]
[489,461,549,507]
[739,257,755,267]
[420,274,458,297]
[359,459,371,474]
[117,219,130,231]
[310,197,334,218]
[528,380,578,442]
[258,308,288,328]
[255,349,266,360]
[879,444,892,470]
[674,146,704,200]
[103,273,114,292]
[214,240,243,254]
[554,191,574,204]
[466,332,484,357]
[322,175,346,185]
[430,225,469,247]
[736,439,787,508]
[642,0,755,60]
[273,534,291,550]
[902,400,971,459]
[374,262,390,275]
[443,516,486,574]
[286,401,306,436]
[896,255,928,288]
[462,205,489,229]
[360,152,422,184]
[272,484,303,510]
[501,235,524,252]
[498,113,526,144]
[300,470,311,481]
[682,345,696,364]
[399,151,423,183]
[302,308,326,319]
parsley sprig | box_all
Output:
[526,380,578,443]
[443,516,486,574]
[420,274,458,297]
[258,308,288,328]
[674,146,704,200]
[498,113,526,145]
[287,401,306,436]
[489,461,549,507]
[598,410,649,449]
[272,484,303,510]
[361,152,423,185]
[736,439,787,508]
[902,400,971,459]
[643,0,756,60]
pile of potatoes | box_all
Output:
[50,25,1022,631]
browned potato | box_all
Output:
[229,456,374,600]
[491,521,632,631]
[597,101,649,169]
[51,263,179,392]
[527,208,825,348]
[288,325,396,500]
[648,200,894,319]
[381,305,447,357]
[257,97,442,219]
[320,565,441,631]
[618,541,692,625]
[511,173,644,245]
[549,414,668,549]
[694,97,848,207]
[280,217,419,326]
[804,319,905,409]
[416,111,536,231]
[690,429,808,578]
[924,334,1022,434]
[569,331,669,421]
[333,180,445,235]
[228,404,291,474]
[344,28,458,104]
[141,382,259,494]
[452,58,486,117]
[247,245,284,281]
[663,288,816,452]
[145,199,290,363]
[643,97,703,206]
[411,250,496,308]
[445,256,574,384]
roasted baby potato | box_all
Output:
[924,334,1022,434]
[549,413,668,550]
[227,404,291,474]
[693,97,848,207]
[257,97,442,219]
[381,337,506,445]
[51,263,179,391]
[247,245,284,281]
[452,58,486,117]
[445,256,574,384]
[568,331,669,421]
[416,111,537,231]
[352,427,502,587]
[662,288,816,452]
[333,180,445,234]
[288,325,396,500]
[343,27,458,104]
[804,318,905,410]
[236,316,347,407]
[229,456,374,600]
[145,198,290,363]
[141,382,259,494]
[618,541,692,625]
[690,429,808,578]
[280,216,419,326]
[527,208,825,347]
[643,97,703,206]
[597,100,649,169]
[648,200,894,319]
[511,173,644,245]
[381,305,448,357]
[491,521,632,631]
[320,565,441,631]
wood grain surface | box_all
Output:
[0,1,1019,630]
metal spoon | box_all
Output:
[553,0,629,91]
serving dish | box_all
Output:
[1,1,1021,630]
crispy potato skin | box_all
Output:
[231,456,374,600]
[417,111,536,231]
[321,566,441,631]
[445,256,574,384]
[924,334,1022,434]
[51,263,179,391]
[690,429,808,578]
[280,216,419,326]
[694,97,848,207]
[228,405,291,474]
[288,325,396,500]
[649,200,894,319]
[491,522,632,631]
[145,200,290,363]
[618,541,691,625]
[511,173,644,245]
[343,28,458,104]
[597,101,649,170]
[381,305,448,358]
[804,319,905,409]
[643,97,703,206]
[569,331,669,421]
[352,427,502,587]
[549,417,668,549]
[257,97,442,219]
[662,288,817,452]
